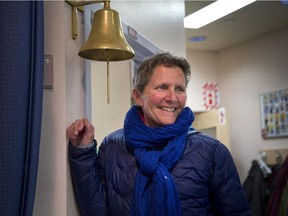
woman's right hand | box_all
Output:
[67,118,95,147]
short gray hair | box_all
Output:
[133,52,191,93]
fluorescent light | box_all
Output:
[184,0,257,29]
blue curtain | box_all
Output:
[0,1,44,216]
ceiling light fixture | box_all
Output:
[189,36,207,42]
[280,0,288,5]
[184,0,257,29]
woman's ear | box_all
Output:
[132,89,143,106]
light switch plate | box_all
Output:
[44,55,53,89]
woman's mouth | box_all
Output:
[159,106,176,112]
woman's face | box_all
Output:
[133,65,187,127]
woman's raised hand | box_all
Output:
[67,118,95,147]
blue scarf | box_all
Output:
[124,106,195,216]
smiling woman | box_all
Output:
[67,52,251,216]
[132,54,189,127]
[132,66,187,127]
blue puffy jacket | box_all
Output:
[69,129,251,216]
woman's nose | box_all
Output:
[166,89,177,102]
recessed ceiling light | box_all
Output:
[189,36,207,42]
[280,0,288,5]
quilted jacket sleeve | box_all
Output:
[210,143,251,215]
[68,141,107,216]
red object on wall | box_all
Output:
[202,82,219,110]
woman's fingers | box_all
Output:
[67,118,95,146]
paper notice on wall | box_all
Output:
[202,82,220,110]
[218,107,226,125]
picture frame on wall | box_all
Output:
[259,88,288,138]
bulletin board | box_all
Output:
[260,88,288,138]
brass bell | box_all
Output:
[78,1,135,61]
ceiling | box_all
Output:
[185,0,288,52]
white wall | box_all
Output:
[91,61,132,143]
[112,1,186,57]
[219,27,288,182]
[64,1,85,215]
[35,1,84,215]
[34,1,67,215]
[186,26,288,182]
[186,51,220,111]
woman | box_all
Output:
[67,52,251,216]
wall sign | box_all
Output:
[218,107,226,125]
[260,88,288,138]
[202,82,220,110]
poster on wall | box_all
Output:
[259,88,288,138]
[202,82,220,110]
